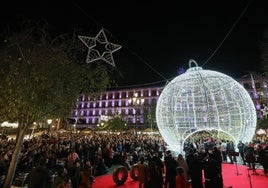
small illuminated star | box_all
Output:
[78,28,122,67]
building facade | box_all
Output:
[236,73,268,118]
[71,85,162,129]
[70,74,268,129]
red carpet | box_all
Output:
[93,163,268,188]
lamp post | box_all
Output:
[128,92,144,136]
[73,123,76,133]
[147,114,153,133]
[47,119,52,133]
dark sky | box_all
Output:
[1,0,268,88]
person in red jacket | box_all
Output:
[175,167,189,188]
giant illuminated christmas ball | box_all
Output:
[156,60,257,152]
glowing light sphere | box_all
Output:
[156,60,257,152]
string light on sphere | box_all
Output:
[156,59,257,152]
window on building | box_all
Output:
[80,110,84,116]
[243,83,250,89]
[101,93,105,100]
[136,108,142,115]
[129,91,133,97]
[121,92,126,98]
[115,100,119,107]
[143,99,148,105]
[152,98,157,104]
[128,108,134,115]
[128,117,133,124]
[255,82,261,89]
[77,95,83,101]
[143,90,149,97]
[151,90,157,96]
[108,93,113,99]
[115,92,120,99]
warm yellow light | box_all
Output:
[47,119,52,125]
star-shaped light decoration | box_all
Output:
[78,28,122,67]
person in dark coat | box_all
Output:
[68,159,81,188]
[137,157,149,188]
[152,151,164,186]
[51,166,69,188]
[203,156,223,188]
[188,153,203,188]
[261,142,268,175]
[148,161,162,188]
[237,141,246,165]
[164,150,177,188]
[28,157,51,188]
[211,146,223,173]
[244,142,255,170]
[226,140,235,164]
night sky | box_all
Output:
[1,0,268,87]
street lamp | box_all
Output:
[73,123,76,133]
[47,119,52,125]
[128,92,144,136]
[47,119,52,132]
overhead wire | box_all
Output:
[201,0,252,67]
[108,79,170,90]
[72,2,169,88]
[102,28,169,81]
[72,1,252,88]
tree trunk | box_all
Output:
[3,125,27,188]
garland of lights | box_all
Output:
[156,59,257,152]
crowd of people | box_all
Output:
[0,130,267,188]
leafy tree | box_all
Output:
[0,20,113,187]
[256,118,268,129]
[107,114,127,131]
[143,101,158,131]
[98,112,127,131]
